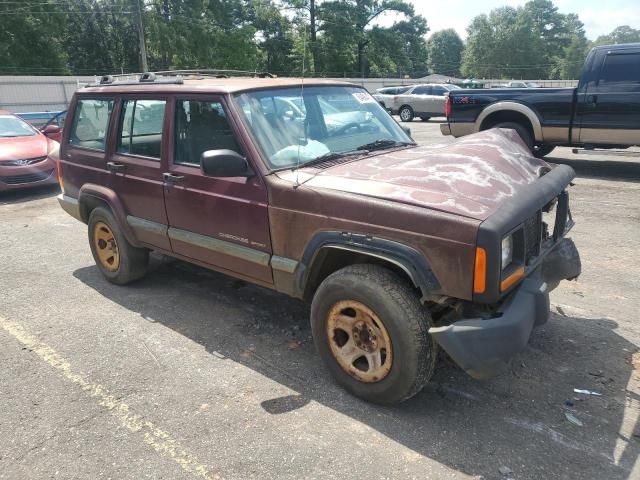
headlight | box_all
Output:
[501,235,513,269]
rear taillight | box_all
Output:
[445,96,451,118]
[56,158,64,193]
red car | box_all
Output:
[0,110,61,192]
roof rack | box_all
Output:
[86,69,276,87]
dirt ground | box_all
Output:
[1,120,639,480]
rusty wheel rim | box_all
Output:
[93,221,120,272]
[326,300,393,383]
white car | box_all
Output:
[372,85,411,111]
[392,84,462,122]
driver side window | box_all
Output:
[174,99,241,166]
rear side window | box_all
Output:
[174,100,241,165]
[69,99,113,150]
[412,86,431,95]
[599,53,640,90]
[432,86,447,96]
[117,99,166,158]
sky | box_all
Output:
[380,0,640,40]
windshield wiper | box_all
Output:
[356,139,416,151]
[300,149,367,168]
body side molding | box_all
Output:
[168,227,271,266]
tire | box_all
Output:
[310,264,437,404]
[88,207,149,285]
[420,116,430,122]
[492,122,534,151]
[399,105,414,122]
[533,144,555,158]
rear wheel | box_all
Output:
[493,121,534,150]
[399,105,414,122]
[311,264,437,404]
[492,121,554,158]
[420,116,430,122]
[88,207,149,285]
[533,144,555,158]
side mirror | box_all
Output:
[401,125,412,138]
[201,149,254,177]
[42,124,61,137]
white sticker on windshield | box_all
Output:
[352,91,375,104]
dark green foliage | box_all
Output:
[0,0,634,81]
[427,29,464,77]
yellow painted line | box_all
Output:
[0,316,221,480]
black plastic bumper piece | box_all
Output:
[429,277,550,379]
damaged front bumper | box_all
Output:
[429,237,581,379]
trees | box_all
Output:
[461,1,596,80]
[317,0,418,77]
[427,29,464,76]
[0,0,636,80]
[0,1,69,74]
[462,7,545,79]
[593,26,640,46]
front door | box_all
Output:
[576,48,640,145]
[107,96,171,250]
[162,96,273,285]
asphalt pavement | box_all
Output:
[1,121,639,479]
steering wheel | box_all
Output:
[331,122,362,136]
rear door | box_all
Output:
[107,95,171,250]
[409,86,432,114]
[62,97,114,199]
[429,85,449,115]
[577,47,640,145]
[162,95,273,284]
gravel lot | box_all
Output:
[1,120,639,480]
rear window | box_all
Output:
[69,99,113,150]
[117,99,166,159]
[599,53,640,90]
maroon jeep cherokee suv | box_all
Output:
[57,72,581,404]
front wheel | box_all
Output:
[311,264,437,404]
[399,106,414,122]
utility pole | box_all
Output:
[136,0,149,72]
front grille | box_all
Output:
[0,156,47,166]
[0,169,53,185]
[523,212,542,264]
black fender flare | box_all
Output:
[297,231,440,300]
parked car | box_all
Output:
[503,81,542,88]
[392,83,462,122]
[0,110,61,192]
[40,110,67,143]
[57,72,581,404]
[442,43,640,157]
[371,85,411,110]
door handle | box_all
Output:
[106,162,126,173]
[163,172,184,183]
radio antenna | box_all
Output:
[294,22,308,188]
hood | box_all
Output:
[277,128,549,221]
[0,133,49,162]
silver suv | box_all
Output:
[393,83,461,122]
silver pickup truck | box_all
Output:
[391,83,462,122]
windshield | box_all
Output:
[443,85,462,90]
[234,86,413,170]
[0,115,38,138]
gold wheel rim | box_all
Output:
[326,300,393,383]
[93,221,120,272]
